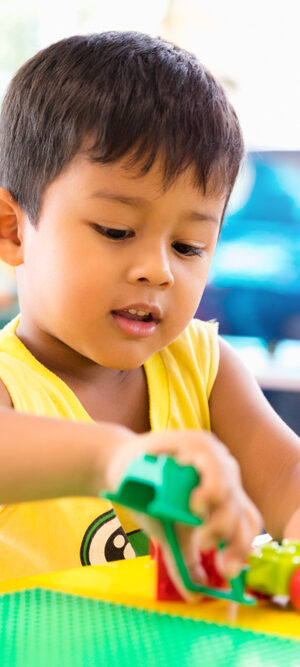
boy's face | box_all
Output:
[16,155,225,370]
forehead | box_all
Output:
[54,153,227,214]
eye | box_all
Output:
[172,242,203,257]
[92,224,134,240]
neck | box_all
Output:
[15,316,135,386]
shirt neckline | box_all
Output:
[0,314,170,429]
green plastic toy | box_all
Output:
[246,540,300,599]
[102,453,255,605]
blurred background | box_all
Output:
[0,0,300,431]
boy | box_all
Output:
[0,32,299,596]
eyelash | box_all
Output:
[93,225,203,257]
[172,242,203,257]
[96,226,133,240]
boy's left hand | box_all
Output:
[122,429,262,602]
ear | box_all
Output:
[0,188,24,266]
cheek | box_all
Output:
[178,259,211,304]
[49,253,115,325]
[164,272,206,342]
[172,259,213,330]
[182,285,206,321]
[23,241,77,317]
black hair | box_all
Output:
[0,31,244,223]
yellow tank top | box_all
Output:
[0,315,219,581]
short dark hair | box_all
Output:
[0,31,244,224]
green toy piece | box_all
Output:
[102,453,255,605]
[246,540,300,597]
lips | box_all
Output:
[110,303,161,338]
[113,309,153,322]
[111,304,161,323]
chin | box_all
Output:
[107,358,145,371]
[92,351,146,370]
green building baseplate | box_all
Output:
[0,588,299,667]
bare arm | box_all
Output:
[0,373,140,501]
[0,378,261,596]
[0,403,136,503]
[209,338,300,539]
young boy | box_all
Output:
[0,31,299,596]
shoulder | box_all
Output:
[161,319,220,397]
[186,318,219,359]
[163,318,219,360]
[209,336,280,456]
[210,336,262,408]
[211,336,261,396]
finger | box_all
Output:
[145,430,241,511]
[174,523,208,584]
[193,494,255,553]
[215,501,262,578]
[191,454,241,510]
[216,519,253,579]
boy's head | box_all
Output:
[0,32,244,370]
[0,31,243,224]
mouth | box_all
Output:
[111,305,161,338]
[112,309,157,322]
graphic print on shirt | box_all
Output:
[80,508,139,566]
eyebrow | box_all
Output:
[90,189,220,225]
[91,190,148,208]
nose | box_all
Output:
[127,243,174,289]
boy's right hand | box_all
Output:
[103,429,262,601]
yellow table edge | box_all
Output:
[0,556,300,640]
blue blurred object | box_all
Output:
[197,151,300,342]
